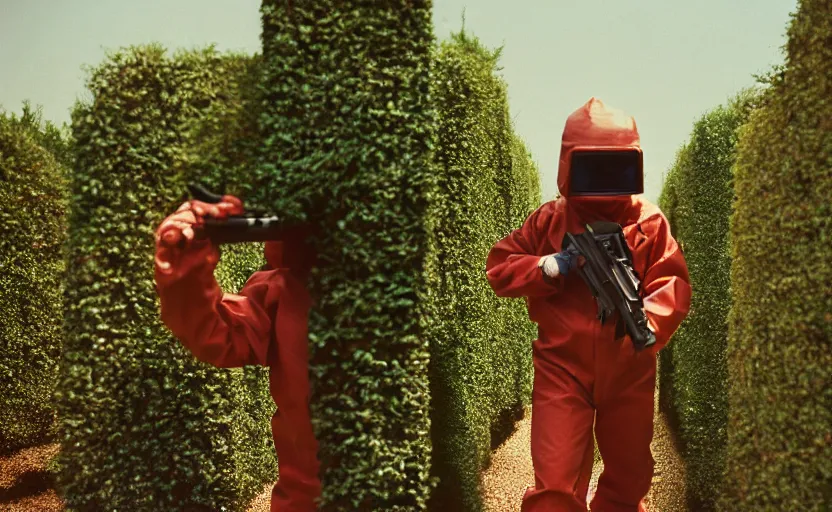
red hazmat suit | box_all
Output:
[486,98,691,512]
[154,199,321,512]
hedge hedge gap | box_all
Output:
[426,31,540,511]
[656,90,759,510]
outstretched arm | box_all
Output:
[640,214,692,354]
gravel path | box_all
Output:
[482,407,535,510]
[3,393,684,512]
[483,388,687,512]
[0,443,63,512]
[247,482,273,512]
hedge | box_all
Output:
[56,45,275,511]
[721,0,831,508]
[508,133,542,229]
[426,31,540,511]
[503,132,541,409]
[655,90,759,509]
[186,51,279,502]
[258,2,437,509]
[656,143,686,421]
[0,104,69,453]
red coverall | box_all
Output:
[154,202,321,512]
[486,98,691,512]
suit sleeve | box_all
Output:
[641,214,692,354]
[485,205,564,298]
[154,241,276,369]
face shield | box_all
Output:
[568,148,643,197]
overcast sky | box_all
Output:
[0,0,796,203]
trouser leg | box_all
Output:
[270,404,321,512]
[522,358,596,512]
[590,353,656,512]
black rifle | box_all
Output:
[186,182,284,244]
[562,221,656,352]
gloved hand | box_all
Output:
[154,196,244,281]
[539,247,584,278]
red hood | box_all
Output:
[557,98,642,221]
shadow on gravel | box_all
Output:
[0,469,54,504]
[490,403,527,451]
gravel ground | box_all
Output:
[247,482,273,512]
[0,443,64,512]
[3,392,685,512]
[483,388,687,512]
[482,407,535,511]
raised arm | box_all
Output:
[154,199,275,368]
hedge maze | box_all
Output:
[0,0,828,510]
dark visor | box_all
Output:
[570,150,643,196]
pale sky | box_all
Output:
[0,0,796,203]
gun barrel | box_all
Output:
[194,217,284,244]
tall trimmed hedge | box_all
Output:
[56,45,275,511]
[721,0,831,508]
[258,2,437,509]
[0,104,69,453]
[508,133,542,228]
[185,52,279,501]
[426,32,540,511]
[655,90,758,509]
[656,144,686,421]
[502,132,541,409]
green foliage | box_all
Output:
[504,133,541,408]
[8,101,74,168]
[259,2,437,509]
[188,52,278,499]
[721,0,832,508]
[56,44,274,511]
[214,242,278,502]
[426,31,540,511]
[0,105,69,453]
[656,89,760,509]
[509,134,543,227]
[656,145,685,421]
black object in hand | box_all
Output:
[562,222,656,352]
[187,182,284,244]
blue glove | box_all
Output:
[554,248,581,276]
[540,247,582,278]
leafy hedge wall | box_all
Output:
[655,90,758,509]
[508,133,542,229]
[0,104,69,453]
[186,51,279,502]
[721,0,831,508]
[656,144,685,421]
[56,45,275,511]
[258,2,437,509]
[501,132,541,410]
[426,32,540,511]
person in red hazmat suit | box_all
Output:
[485,97,691,512]
[154,197,321,512]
